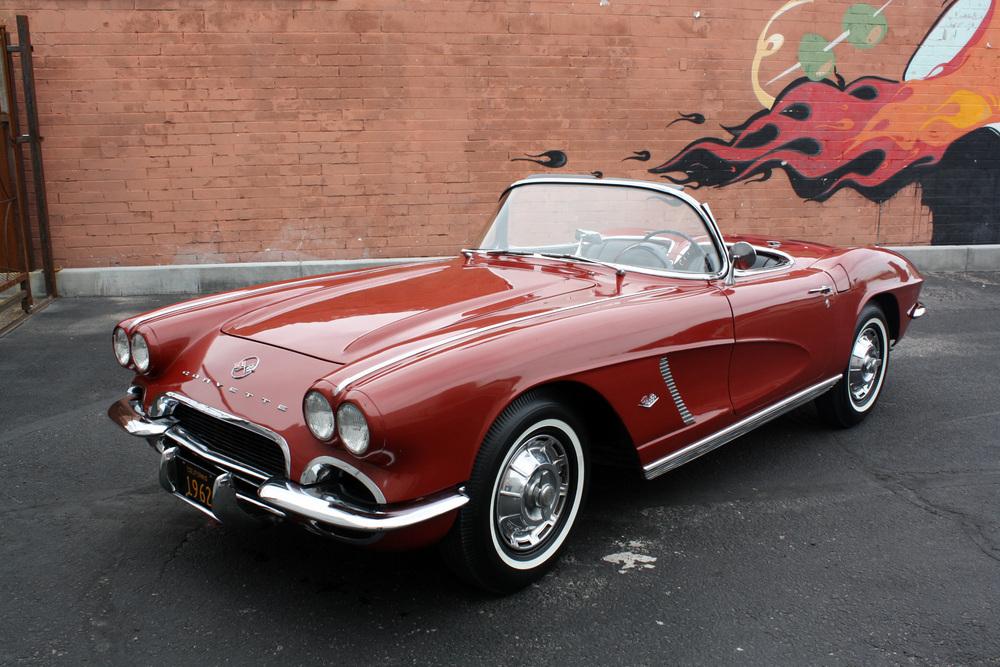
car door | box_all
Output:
[723,266,840,416]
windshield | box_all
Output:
[477,183,723,275]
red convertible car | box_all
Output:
[109,176,924,592]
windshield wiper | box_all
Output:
[461,249,625,275]
[461,248,537,257]
[535,253,626,275]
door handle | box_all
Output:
[808,285,833,295]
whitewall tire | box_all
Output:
[442,392,589,592]
[817,303,890,427]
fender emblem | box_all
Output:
[231,356,260,379]
[639,393,659,408]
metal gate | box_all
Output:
[0,16,56,335]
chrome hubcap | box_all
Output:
[849,324,884,405]
[494,434,570,552]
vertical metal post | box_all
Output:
[15,15,56,297]
[0,25,32,310]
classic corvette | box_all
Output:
[108,175,925,592]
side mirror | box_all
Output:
[730,242,757,271]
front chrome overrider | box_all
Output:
[108,394,468,534]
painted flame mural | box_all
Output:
[650,0,1000,243]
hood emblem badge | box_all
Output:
[231,356,260,379]
[639,393,659,408]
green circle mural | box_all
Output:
[798,33,836,81]
[843,3,888,49]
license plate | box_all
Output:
[178,459,216,510]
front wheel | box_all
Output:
[816,302,890,428]
[442,392,589,593]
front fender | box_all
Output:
[338,283,734,500]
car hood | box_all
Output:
[221,259,600,363]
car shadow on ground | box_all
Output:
[149,403,832,605]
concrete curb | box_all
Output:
[36,245,1000,297]
[52,257,443,297]
[888,244,1000,273]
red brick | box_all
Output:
[10,0,949,269]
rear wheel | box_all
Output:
[442,392,588,593]
[817,303,890,428]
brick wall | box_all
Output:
[0,0,981,269]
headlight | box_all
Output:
[131,332,151,373]
[337,402,370,456]
[304,391,335,441]
[113,327,131,366]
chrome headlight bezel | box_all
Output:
[337,402,370,456]
[130,332,151,373]
[113,327,131,367]
[304,390,336,442]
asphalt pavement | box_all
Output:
[1,273,998,665]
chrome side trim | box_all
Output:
[334,286,678,393]
[643,375,841,480]
[659,356,695,425]
[164,392,291,478]
[258,481,469,533]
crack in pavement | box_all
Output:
[831,432,1000,566]
[157,521,211,582]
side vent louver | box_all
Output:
[659,356,695,425]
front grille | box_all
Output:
[172,403,286,478]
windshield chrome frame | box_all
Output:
[491,176,731,281]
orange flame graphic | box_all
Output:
[651,0,1000,202]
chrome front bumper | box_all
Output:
[108,396,468,535]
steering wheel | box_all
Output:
[613,229,708,271]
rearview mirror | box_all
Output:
[730,242,757,271]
